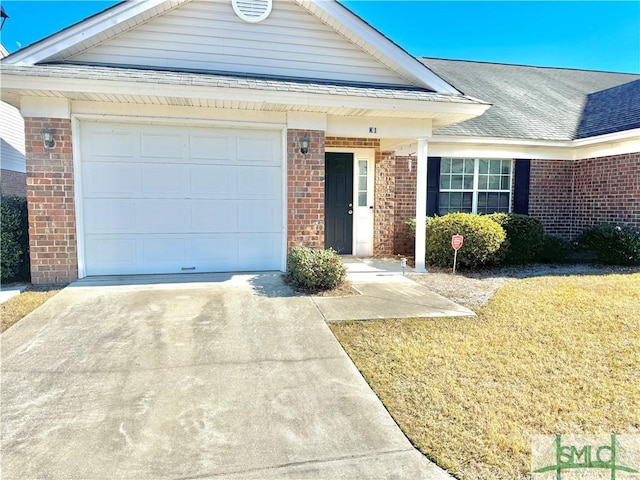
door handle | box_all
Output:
[348,210,353,215]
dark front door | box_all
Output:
[325,152,353,254]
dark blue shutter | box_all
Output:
[513,159,531,214]
[427,157,441,216]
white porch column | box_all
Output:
[414,138,429,273]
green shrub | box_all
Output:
[424,213,506,270]
[488,213,545,264]
[539,235,571,264]
[1,196,30,283]
[578,224,640,265]
[286,247,346,293]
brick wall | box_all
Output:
[393,155,417,255]
[528,159,575,239]
[529,153,640,239]
[287,129,325,250]
[325,137,380,149]
[572,153,640,232]
[373,151,396,256]
[0,169,27,197]
[24,117,77,285]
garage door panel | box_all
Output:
[237,200,281,232]
[81,121,283,276]
[190,165,237,195]
[83,163,140,195]
[237,135,278,164]
[140,201,191,231]
[86,131,136,159]
[189,135,233,161]
[85,236,137,267]
[238,234,281,269]
[141,133,185,159]
[84,200,137,233]
[238,166,281,196]
[141,164,191,195]
[141,237,187,263]
[191,201,237,232]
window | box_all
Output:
[357,160,368,207]
[439,158,512,215]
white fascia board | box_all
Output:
[3,0,187,65]
[431,130,640,160]
[295,0,461,95]
[2,74,487,118]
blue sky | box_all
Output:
[1,1,638,73]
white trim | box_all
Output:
[71,113,286,131]
[438,158,513,215]
[3,0,189,65]
[414,138,428,273]
[294,0,461,93]
[280,127,288,273]
[71,116,86,279]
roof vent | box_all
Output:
[232,0,272,23]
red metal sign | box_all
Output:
[451,235,464,251]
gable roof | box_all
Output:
[421,58,640,141]
[2,0,460,95]
[576,79,640,139]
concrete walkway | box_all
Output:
[314,257,475,321]
[1,272,455,479]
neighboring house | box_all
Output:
[0,43,26,197]
[0,0,637,284]
[391,59,640,252]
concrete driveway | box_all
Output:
[1,273,452,479]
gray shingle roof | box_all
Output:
[576,79,640,139]
[421,58,640,140]
[0,63,485,105]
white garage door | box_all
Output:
[79,122,284,276]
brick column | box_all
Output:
[287,129,325,250]
[24,118,78,284]
[393,155,417,255]
[373,151,396,256]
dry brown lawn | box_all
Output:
[330,271,640,480]
[1,288,61,333]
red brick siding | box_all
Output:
[325,137,380,149]
[24,117,77,285]
[528,154,640,239]
[528,159,575,239]
[1,169,27,197]
[572,153,640,232]
[393,155,417,255]
[373,151,396,256]
[287,129,325,250]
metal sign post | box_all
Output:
[451,235,464,274]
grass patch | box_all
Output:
[1,288,61,333]
[329,273,640,480]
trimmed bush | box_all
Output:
[489,213,545,264]
[579,224,640,265]
[1,196,30,283]
[286,247,346,293]
[425,213,506,270]
[539,235,571,264]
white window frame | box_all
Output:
[439,158,513,215]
